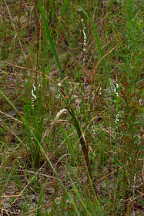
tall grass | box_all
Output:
[1,0,144,215]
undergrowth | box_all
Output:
[0,0,144,215]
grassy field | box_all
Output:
[0,0,144,215]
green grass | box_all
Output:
[0,0,144,215]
